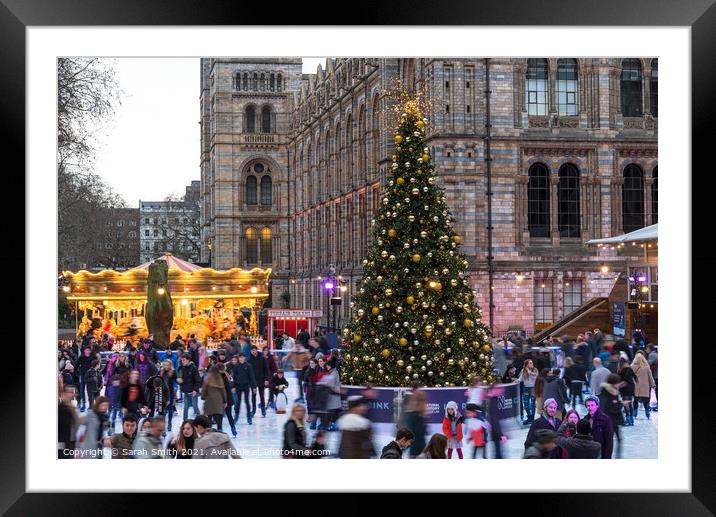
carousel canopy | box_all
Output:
[132,253,202,273]
[587,224,658,245]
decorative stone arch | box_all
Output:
[235,154,283,182]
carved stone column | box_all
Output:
[550,174,560,246]
[642,63,652,116]
[644,176,654,226]
[580,175,589,241]
[548,59,558,118]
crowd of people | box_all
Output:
[507,328,658,459]
[57,325,657,459]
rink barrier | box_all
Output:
[340,382,520,424]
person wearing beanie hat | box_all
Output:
[585,395,614,458]
[524,398,562,459]
[523,429,558,459]
[336,396,375,459]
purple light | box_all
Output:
[628,276,635,282]
[323,281,335,290]
[637,276,647,283]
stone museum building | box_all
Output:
[199,57,657,336]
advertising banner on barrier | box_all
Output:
[341,383,520,424]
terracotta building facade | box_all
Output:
[199,58,657,336]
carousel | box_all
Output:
[60,253,271,346]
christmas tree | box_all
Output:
[342,98,495,387]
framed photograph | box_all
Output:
[4,0,712,511]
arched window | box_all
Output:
[623,164,645,232]
[372,97,381,167]
[261,106,271,133]
[246,175,257,205]
[277,73,283,92]
[346,114,353,182]
[556,59,578,115]
[245,105,255,133]
[650,59,658,117]
[526,59,548,116]
[652,167,658,224]
[621,59,643,117]
[558,164,580,238]
[252,73,258,91]
[260,227,272,263]
[242,73,248,91]
[528,163,550,237]
[260,73,265,91]
[358,105,365,179]
[245,227,258,264]
[270,74,275,91]
[260,175,272,205]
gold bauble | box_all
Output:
[416,120,425,129]
[399,337,408,346]
[411,254,421,263]
[372,307,380,315]
[388,228,397,238]
[434,282,442,291]
[452,235,462,244]
[353,335,362,343]
[382,349,390,358]
[395,134,404,144]
[406,295,415,305]
[482,344,492,354]
[397,177,405,185]
[463,319,473,328]
[421,153,430,162]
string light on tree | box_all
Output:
[342,96,495,387]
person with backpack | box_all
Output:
[84,359,104,409]
[617,357,636,426]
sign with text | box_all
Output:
[267,309,323,318]
[613,302,626,337]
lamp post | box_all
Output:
[628,272,647,340]
[322,264,337,332]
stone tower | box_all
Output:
[199,58,304,303]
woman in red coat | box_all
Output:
[442,401,464,459]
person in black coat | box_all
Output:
[599,374,625,458]
[249,346,270,418]
[75,346,95,411]
[177,354,202,421]
[563,357,587,408]
[617,358,636,426]
[584,396,614,459]
[613,338,632,361]
[58,385,79,458]
[524,398,562,459]
[282,404,310,458]
[231,353,256,424]
[296,328,310,349]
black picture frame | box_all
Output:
[3,0,712,512]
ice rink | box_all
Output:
[99,371,657,459]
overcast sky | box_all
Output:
[92,58,327,207]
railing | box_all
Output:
[242,133,280,144]
[532,297,608,344]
